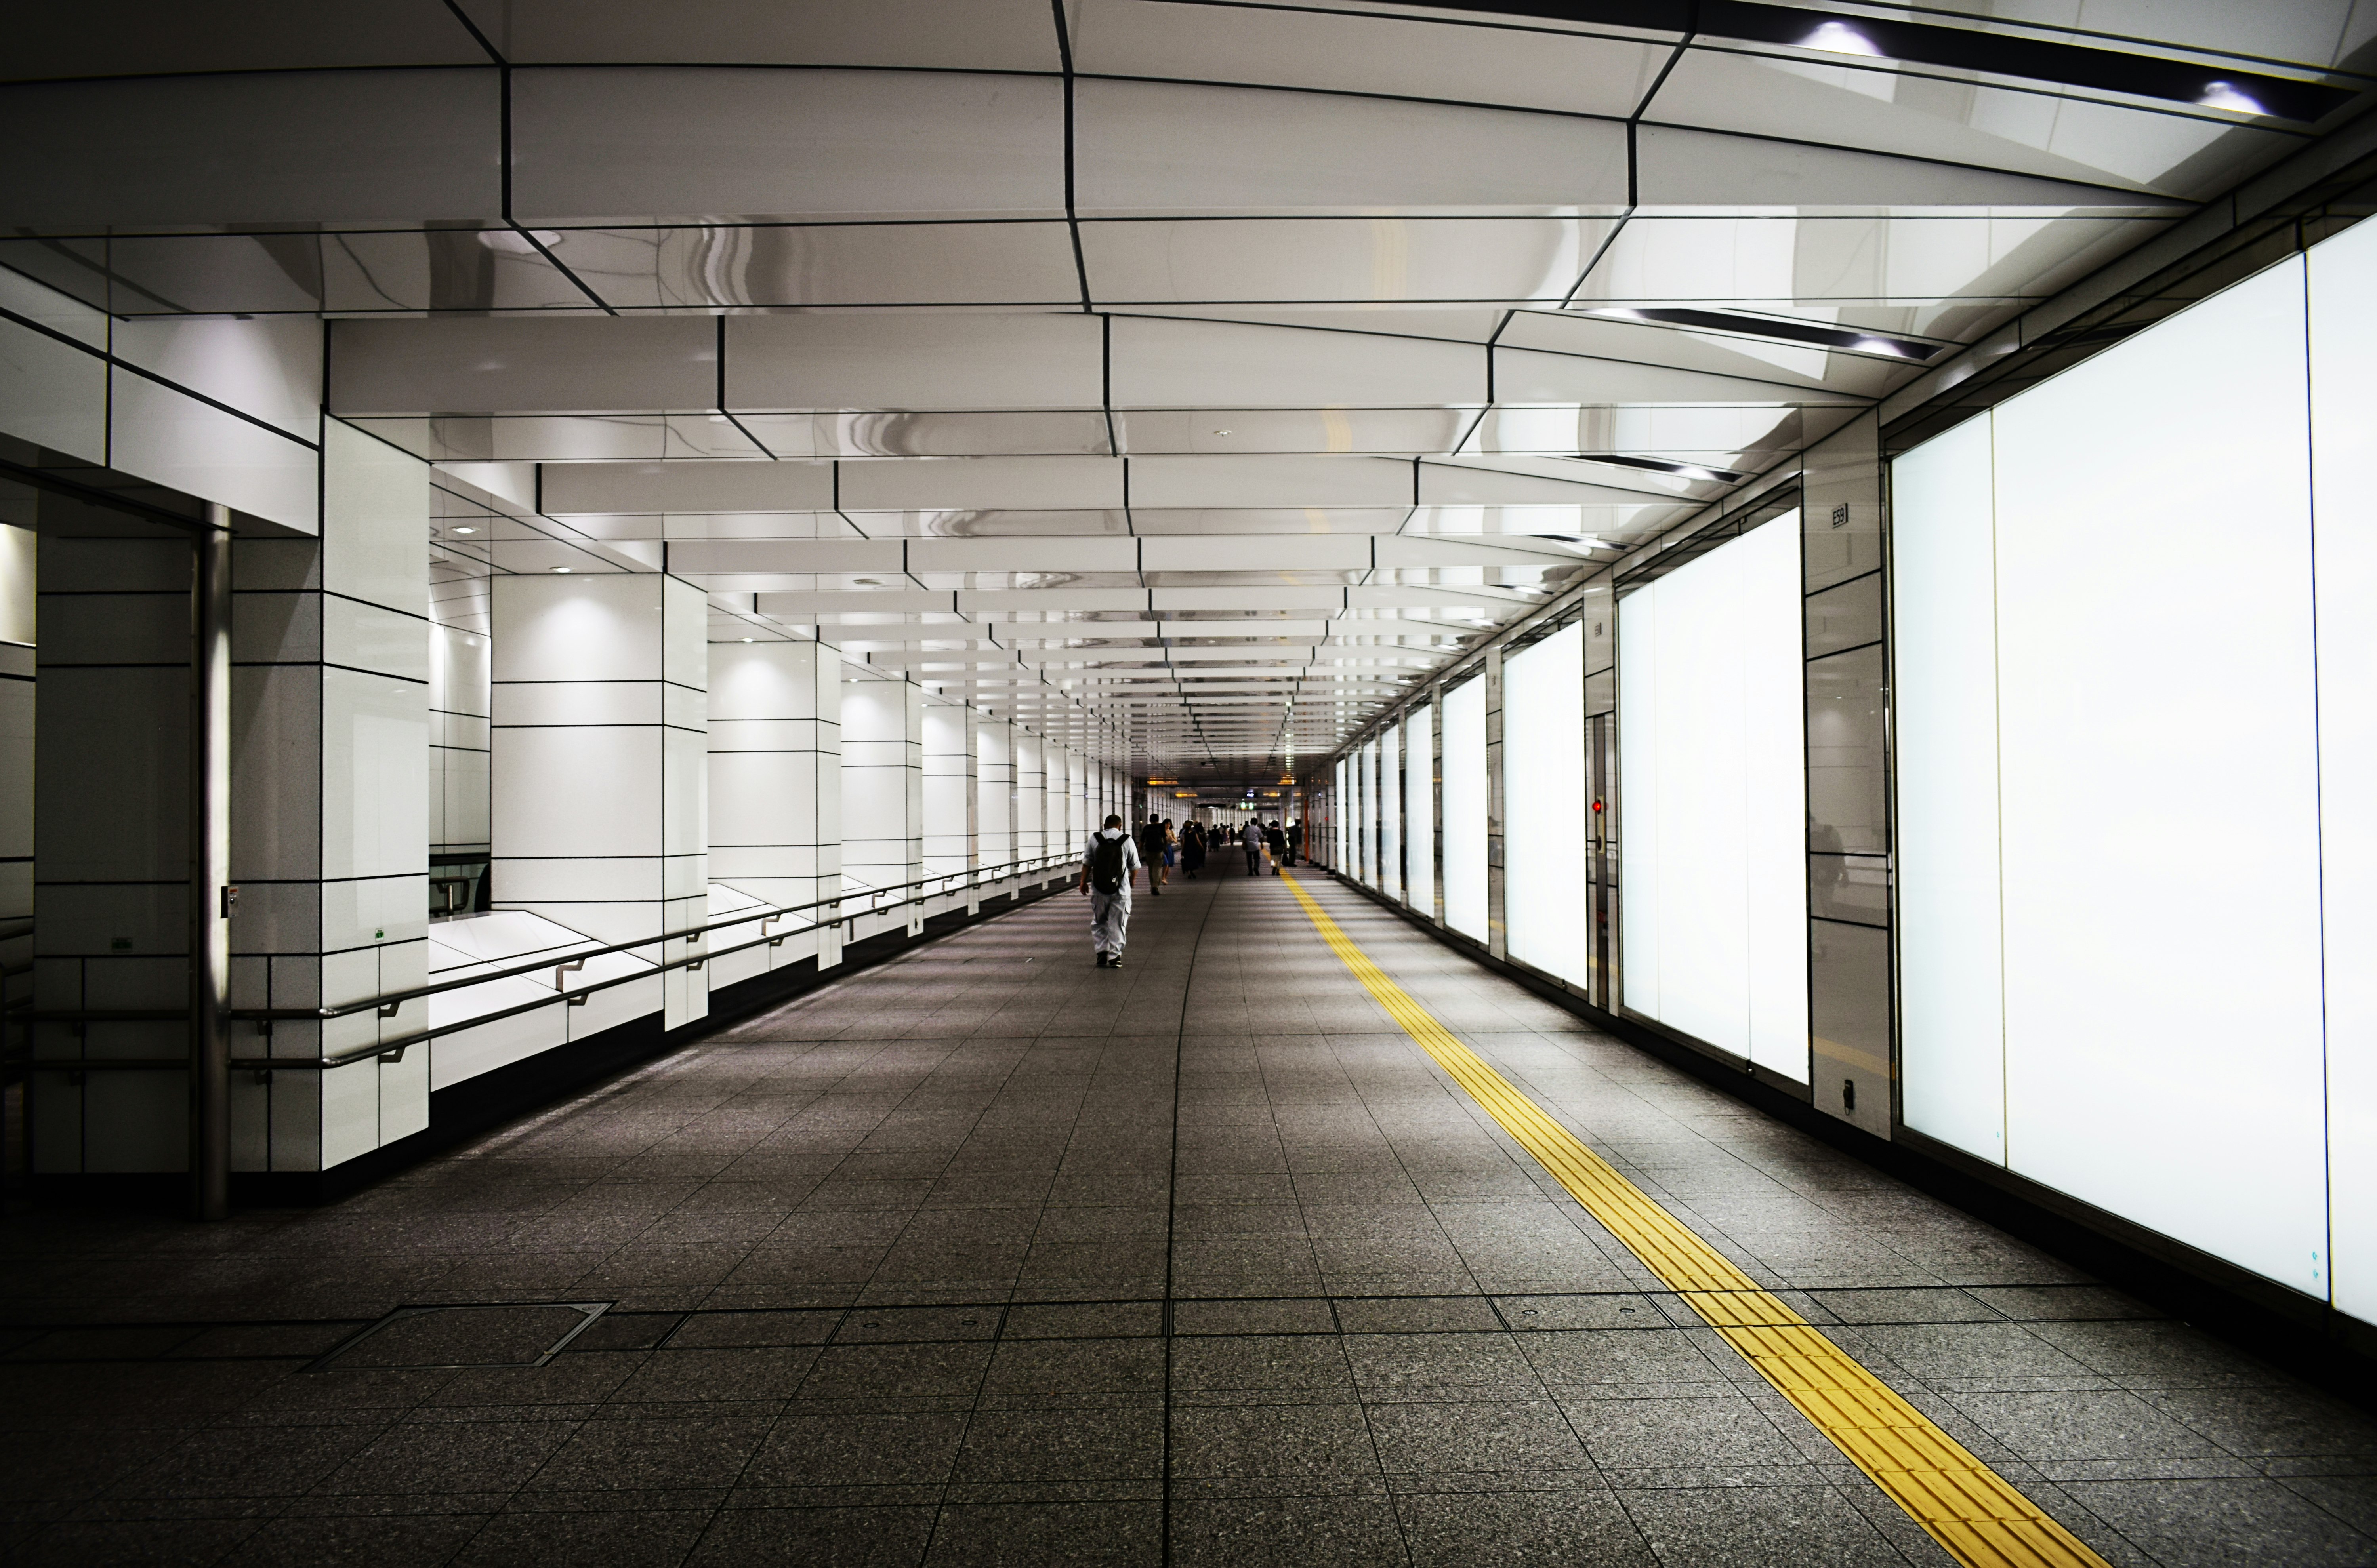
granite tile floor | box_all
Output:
[4,871,2375,1566]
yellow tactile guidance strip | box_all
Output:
[1277,872,2110,1568]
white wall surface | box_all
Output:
[1618,517,1807,1079]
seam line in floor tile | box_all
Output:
[1277,869,2113,1568]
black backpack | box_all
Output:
[1091,833,1127,895]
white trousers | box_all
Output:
[1090,889,1132,956]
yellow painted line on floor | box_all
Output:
[1277,871,2109,1568]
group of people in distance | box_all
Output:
[1077,812,1303,967]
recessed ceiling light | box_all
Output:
[1587,306,1942,362]
[550,566,572,574]
[451,526,476,535]
[741,637,754,643]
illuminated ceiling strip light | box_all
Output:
[1409,0,2349,120]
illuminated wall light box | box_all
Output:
[1892,221,2377,1311]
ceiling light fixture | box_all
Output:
[1414,4,2346,121]
[451,525,476,535]
[550,566,572,573]
[1571,453,1749,484]
[1800,19,1881,54]
[1587,305,1943,362]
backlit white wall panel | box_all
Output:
[1405,706,1433,917]
[1380,723,1402,901]
[2312,218,2377,1324]
[1894,255,2330,1300]
[1891,418,2005,1162]
[1619,519,1808,1078]
[1335,758,1348,868]
[1442,676,1488,939]
[2002,259,2324,1295]
[1358,739,1375,885]
[1503,623,1589,987]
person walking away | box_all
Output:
[1182,821,1206,880]
[1282,819,1300,868]
[1241,817,1264,876]
[1139,816,1168,895]
[1265,819,1286,876]
[1079,814,1142,967]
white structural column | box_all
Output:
[491,572,709,1032]
[228,421,433,1172]
[921,698,972,878]
[708,637,841,972]
[1043,742,1068,860]
[1067,751,1087,854]
[842,674,923,928]
[1015,731,1046,861]
[979,716,1015,873]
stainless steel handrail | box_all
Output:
[25,850,1084,1074]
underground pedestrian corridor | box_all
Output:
[4,871,2373,1568]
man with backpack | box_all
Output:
[1078,814,1143,968]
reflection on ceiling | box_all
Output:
[8,0,2369,779]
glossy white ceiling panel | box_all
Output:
[1633,124,2188,213]
[841,510,1132,537]
[913,537,1139,574]
[349,413,768,463]
[1128,454,1416,509]
[330,316,715,413]
[1129,509,1414,535]
[1076,79,1629,216]
[540,461,833,515]
[737,411,1114,459]
[559,222,1083,310]
[1116,305,1515,343]
[0,70,500,230]
[1952,0,2358,67]
[1079,216,1607,305]
[1068,0,1671,117]
[1111,317,1485,408]
[464,0,1061,70]
[1499,311,1921,397]
[1117,407,1473,456]
[1415,461,1696,509]
[1649,50,2297,202]
[838,456,1127,511]
[7,0,488,79]
[1573,214,2173,311]
[727,314,1103,411]
[512,69,1066,225]
[1492,345,1867,406]
[667,540,904,575]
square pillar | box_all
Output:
[709,637,840,971]
[1015,732,1045,862]
[491,572,709,1032]
[979,716,1015,873]
[842,674,923,930]
[228,421,433,1172]
[921,697,973,877]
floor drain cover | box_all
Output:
[307,1302,610,1373]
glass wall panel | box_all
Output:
[1404,706,1433,918]
[1619,517,1809,1079]
[1380,723,1402,902]
[1504,623,1589,986]
[1335,758,1348,869]
[1442,676,1488,939]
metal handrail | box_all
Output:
[204,851,1079,1024]
[23,850,1084,1074]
